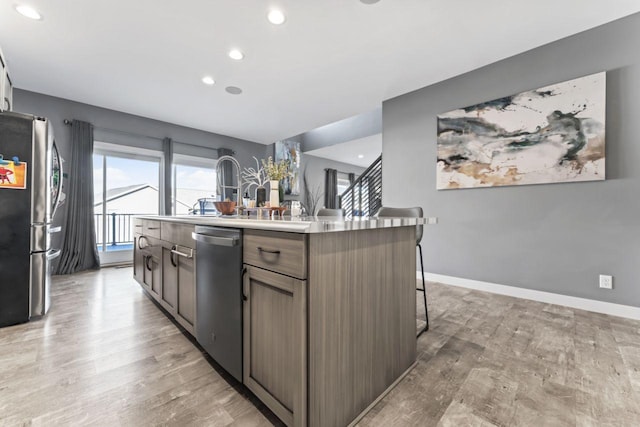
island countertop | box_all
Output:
[134,214,433,233]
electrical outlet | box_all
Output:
[427,217,438,225]
[599,274,613,290]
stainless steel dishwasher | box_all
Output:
[192,226,243,382]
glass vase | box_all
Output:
[269,180,280,207]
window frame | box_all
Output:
[93,141,164,264]
[172,153,218,215]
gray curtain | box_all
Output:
[162,137,173,215]
[324,168,338,209]
[56,120,100,274]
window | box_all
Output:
[172,154,217,214]
[93,142,162,264]
[337,172,354,196]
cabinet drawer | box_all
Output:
[142,220,161,239]
[133,218,143,234]
[161,222,196,249]
[137,233,162,252]
[244,230,307,279]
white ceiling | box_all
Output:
[306,133,381,168]
[1,1,639,145]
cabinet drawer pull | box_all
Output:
[147,227,159,230]
[171,247,193,259]
[134,225,142,228]
[257,247,280,255]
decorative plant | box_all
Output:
[262,156,290,181]
[301,168,322,216]
[241,156,268,192]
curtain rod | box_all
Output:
[63,119,232,153]
[324,168,356,175]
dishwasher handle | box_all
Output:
[192,232,239,247]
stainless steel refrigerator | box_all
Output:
[0,112,63,328]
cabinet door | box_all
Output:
[150,247,162,299]
[175,253,196,335]
[133,235,144,285]
[143,246,161,300]
[161,247,178,314]
[243,265,307,427]
[141,253,152,291]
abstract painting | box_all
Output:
[436,72,606,189]
[275,139,301,195]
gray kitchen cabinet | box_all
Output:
[133,218,197,336]
[134,235,155,296]
[160,222,197,335]
[160,246,178,314]
[143,245,162,300]
[132,220,162,302]
[132,217,197,335]
[176,254,196,334]
[243,230,308,427]
[133,218,418,427]
[163,244,196,335]
[133,234,145,285]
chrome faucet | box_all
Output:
[216,155,242,207]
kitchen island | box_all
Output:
[133,214,427,427]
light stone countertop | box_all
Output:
[135,214,434,234]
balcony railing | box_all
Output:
[339,155,382,218]
[94,213,138,248]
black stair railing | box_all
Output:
[339,155,382,218]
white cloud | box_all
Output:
[176,167,216,191]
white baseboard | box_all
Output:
[419,272,640,321]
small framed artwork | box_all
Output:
[275,140,301,196]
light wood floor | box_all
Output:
[1,268,639,426]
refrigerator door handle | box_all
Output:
[47,249,61,260]
[51,141,63,220]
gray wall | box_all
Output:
[13,89,266,262]
[300,154,365,213]
[262,142,365,213]
[382,13,640,307]
[14,89,265,165]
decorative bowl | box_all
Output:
[214,201,237,215]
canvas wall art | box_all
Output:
[275,139,301,196]
[436,72,606,189]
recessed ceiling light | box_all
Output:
[228,49,244,60]
[267,9,286,25]
[15,4,42,20]
[358,154,365,159]
[360,0,381,4]
[202,76,215,85]
[225,86,243,95]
